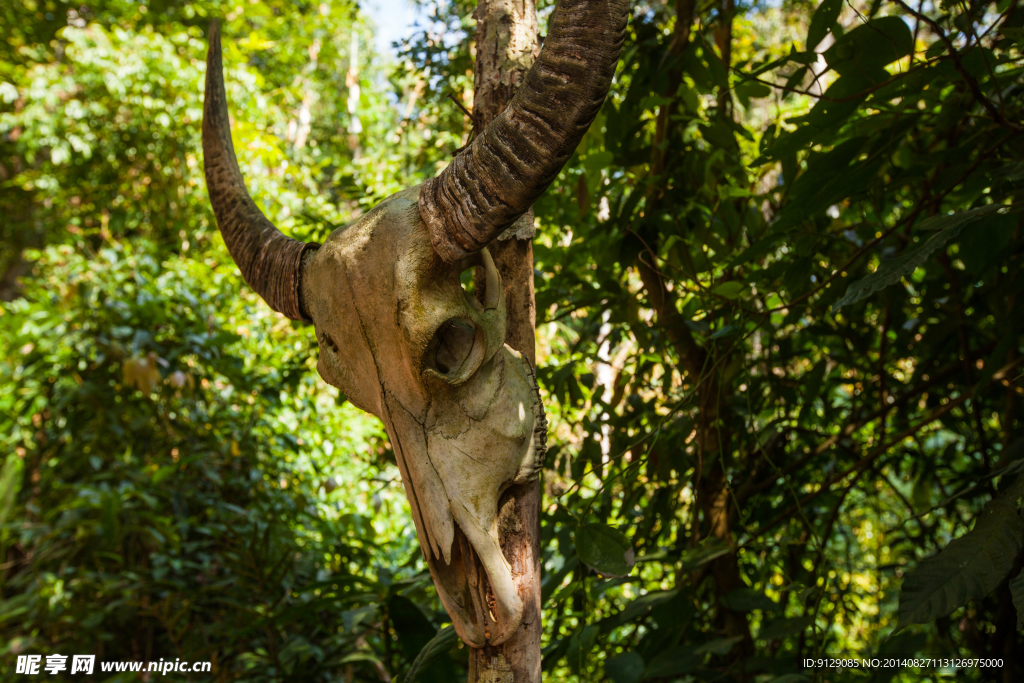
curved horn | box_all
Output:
[203,21,318,321]
[419,0,630,262]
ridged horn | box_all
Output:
[419,0,630,262]
[203,20,318,322]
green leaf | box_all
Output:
[566,624,599,675]
[776,137,869,231]
[709,324,739,340]
[767,676,811,683]
[0,594,30,627]
[576,523,635,578]
[995,439,1024,478]
[911,462,935,513]
[991,161,1024,185]
[957,212,1017,276]
[0,453,24,533]
[584,151,614,195]
[832,204,1006,313]
[807,0,843,50]
[736,80,771,99]
[730,234,784,266]
[100,491,122,547]
[757,615,815,641]
[735,79,771,107]
[895,477,1024,632]
[824,17,913,82]
[399,625,458,683]
[711,281,746,299]
[679,538,733,570]
[615,589,679,624]
[796,72,873,129]
[152,464,176,485]
[642,646,701,679]
[1010,571,1024,631]
[338,651,386,665]
[606,652,645,683]
[720,587,779,612]
[695,635,744,654]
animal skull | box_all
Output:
[201,0,628,647]
[303,186,546,645]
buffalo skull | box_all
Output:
[202,0,628,647]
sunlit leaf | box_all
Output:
[712,281,746,299]
[806,0,843,50]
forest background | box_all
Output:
[1,0,1022,681]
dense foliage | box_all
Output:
[523,0,1024,680]
[2,3,462,681]
[2,0,1022,682]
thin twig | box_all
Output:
[754,355,1024,537]
[890,0,1021,132]
[754,394,969,538]
[446,92,473,119]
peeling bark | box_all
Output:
[472,0,539,134]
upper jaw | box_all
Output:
[385,346,545,646]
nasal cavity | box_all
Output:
[424,317,477,376]
[460,265,486,309]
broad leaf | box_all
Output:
[0,454,23,532]
[614,589,680,625]
[398,625,458,683]
[712,281,747,299]
[679,538,733,570]
[720,587,779,612]
[576,523,635,578]
[642,646,701,679]
[757,615,815,641]
[606,652,645,683]
[1010,571,1024,631]
[807,0,843,50]
[895,477,1024,632]
[824,17,913,82]
[695,636,744,654]
[832,204,1006,312]
[566,625,599,675]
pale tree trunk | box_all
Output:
[466,0,541,680]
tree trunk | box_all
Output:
[466,0,541,680]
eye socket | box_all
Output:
[423,317,480,380]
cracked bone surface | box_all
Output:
[302,186,546,646]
